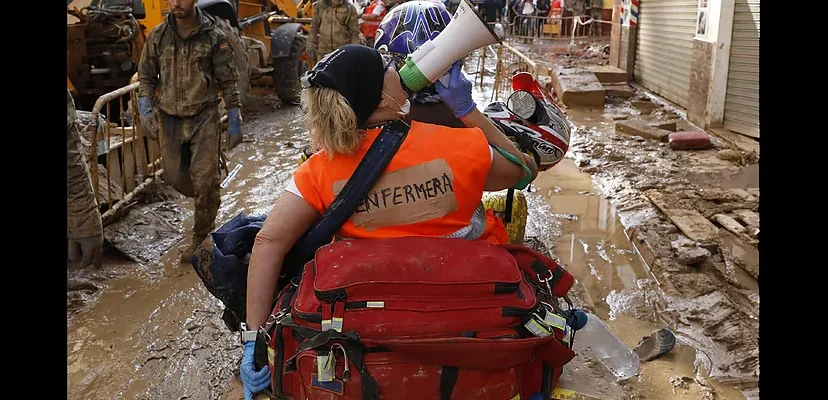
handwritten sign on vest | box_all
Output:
[332,158,459,231]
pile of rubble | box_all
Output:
[560,87,760,395]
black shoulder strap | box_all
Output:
[279,120,410,283]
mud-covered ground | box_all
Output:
[68,90,309,399]
[68,42,758,399]
[501,39,760,398]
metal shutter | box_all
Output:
[633,0,697,108]
[723,0,759,138]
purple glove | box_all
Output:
[435,61,477,118]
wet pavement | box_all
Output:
[69,46,758,399]
[68,89,309,399]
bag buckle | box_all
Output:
[537,270,554,295]
[263,310,288,333]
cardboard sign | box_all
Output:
[332,159,459,231]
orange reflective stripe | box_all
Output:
[292,121,494,240]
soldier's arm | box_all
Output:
[212,32,241,110]
[66,91,103,239]
[348,5,360,44]
[310,4,321,48]
[137,32,160,99]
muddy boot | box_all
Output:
[180,234,207,264]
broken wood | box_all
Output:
[645,191,720,244]
[616,120,672,142]
[720,233,759,280]
[712,214,746,236]
[123,140,136,193]
[732,209,759,228]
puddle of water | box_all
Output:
[532,158,746,399]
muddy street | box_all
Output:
[69,47,758,400]
[67,90,309,399]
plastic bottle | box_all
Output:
[576,313,640,381]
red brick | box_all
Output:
[668,131,712,150]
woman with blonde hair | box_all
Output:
[238,44,537,399]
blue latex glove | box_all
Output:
[137,96,159,140]
[240,341,270,400]
[435,61,477,118]
[227,108,243,149]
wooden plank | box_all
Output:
[106,151,123,203]
[134,131,150,179]
[616,120,671,141]
[721,233,759,280]
[96,164,123,207]
[732,209,759,228]
[123,141,136,192]
[147,138,160,165]
[712,213,746,236]
[645,191,720,244]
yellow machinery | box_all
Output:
[67,0,313,109]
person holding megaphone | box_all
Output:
[240,43,538,398]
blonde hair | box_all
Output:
[301,86,363,157]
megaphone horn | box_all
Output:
[399,0,503,92]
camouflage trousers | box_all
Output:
[67,121,103,239]
[160,104,222,239]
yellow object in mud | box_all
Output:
[482,190,528,245]
[552,387,605,400]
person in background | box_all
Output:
[309,0,361,62]
[240,45,537,399]
[513,0,536,38]
[67,89,104,269]
[137,0,242,263]
[588,0,603,37]
[508,0,521,33]
[536,0,550,36]
[361,0,386,48]
[481,0,502,24]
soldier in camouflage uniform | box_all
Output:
[137,0,241,263]
[309,0,361,61]
[67,90,104,269]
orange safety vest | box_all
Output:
[361,0,386,39]
[292,121,509,244]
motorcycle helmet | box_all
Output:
[373,1,453,104]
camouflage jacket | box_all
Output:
[138,8,240,117]
[67,90,103,239]
[310,1,361,52]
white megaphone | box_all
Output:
[398,0,503,92]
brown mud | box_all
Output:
[69,46,758,400]
[68,90,309,399]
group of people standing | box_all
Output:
[477,0,605,38]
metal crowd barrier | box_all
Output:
[491,42,539,102]
[88,82,164,226]
[502,15,613,42]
